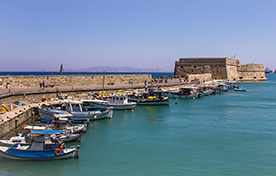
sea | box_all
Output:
[0,73,276,176]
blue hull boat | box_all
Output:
[0,135,80,160]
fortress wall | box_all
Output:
[174,57,266,82]
[0,74,152,89]
[238,63,267,81]
[240,63,265,72]
[226,58,240,81]
[187,73,212,83]
[175,58,230,79]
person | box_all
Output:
[39,81,42,88]
[42,81,45,88]
[131,79,133,84]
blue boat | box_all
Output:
[0,135,80,160]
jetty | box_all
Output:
[0,74,194,138]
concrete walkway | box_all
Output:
[0,79,189,98]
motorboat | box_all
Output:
[82,94,136,110]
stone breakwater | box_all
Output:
[0,74,152,89]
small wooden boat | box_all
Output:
[234,88,246,91]
[24,118,87,134]
[0,131,81,147]
[0,135,80,160]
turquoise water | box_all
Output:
[1,74,276,176]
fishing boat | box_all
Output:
[164,87,201,99]
[0,135,80,160]
[128,88,170,105]
[82,94,136,110]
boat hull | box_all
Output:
[0,146,77,160]
[90,102,136,110]
[164,93,200,99]
[69,109,113,121]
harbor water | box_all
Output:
[1,74,276,176]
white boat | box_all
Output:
[164,87,201,99]
[234,88,246,91]
[39,100,113,121]
[82,95,136,110]
[64,100,113,121]
[0,132,80,147]
[38,106,72,121]
[0,134,26,147]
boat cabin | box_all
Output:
[64,100,83,112]
[108,95,129,104]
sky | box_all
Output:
[0,0,275,71]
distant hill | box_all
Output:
[65,66,171,73]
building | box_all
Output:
[174,57,267,82]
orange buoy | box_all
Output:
[55,149,61,155]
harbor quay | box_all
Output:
[0,74,196,139]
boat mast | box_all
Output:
[102,72,105,98]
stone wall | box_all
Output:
[174,57,266,82]
[0,74,152,89]
[187,73,212,83]
[239,63,267,81]
[174,57,235,80]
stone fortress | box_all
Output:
[174,57,267,82]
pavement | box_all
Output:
[0,79,188,97]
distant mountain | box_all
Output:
[65,66,171,73]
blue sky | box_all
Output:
[0,0,275,71]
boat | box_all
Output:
[128,88,170,105]
[0,135,80,160]
[0,131,81,147]
[0,133,26,147]
[234,88,246,91]
[24,124,86,134]
[39,100,113,121]
[200,86,214,96]
[82,94,136,110]
[24,117,87,134]
[38,106,72,121]
[64,100,113,121]
[164,87,201,99]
